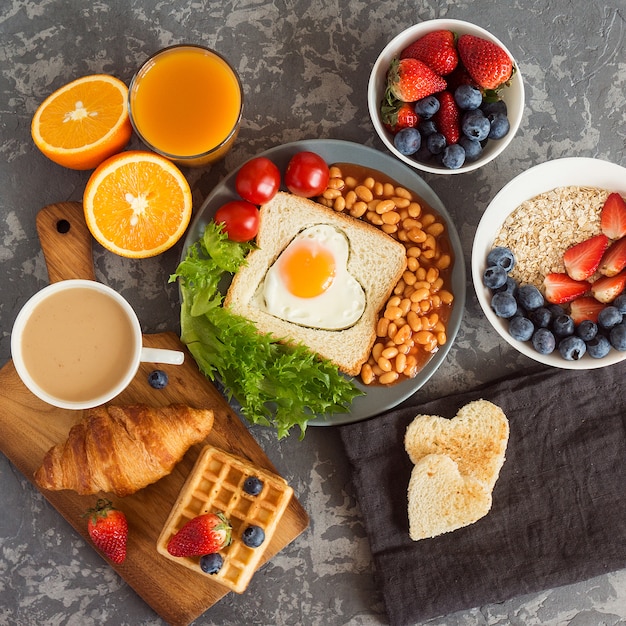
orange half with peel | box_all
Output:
[83,151,193,258]
[31,74,132,170]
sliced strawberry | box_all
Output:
[600,192,626,240]
[543,273,590,304]
[562,233,610,280]
[599,237,626,277]
[590,270,626,303]
[569,296,606,324]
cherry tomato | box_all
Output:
[284,151,330,198]
[214,200,260,242]
[235,157,281,205]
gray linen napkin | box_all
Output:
[339,360,626,625]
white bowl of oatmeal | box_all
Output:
[472,157,626,369]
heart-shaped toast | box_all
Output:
[404,400,509,540]
[407,454,492,540]
[404,399,509,489]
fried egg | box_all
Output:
[262,224,366,330]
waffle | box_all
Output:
[156,444,294,593]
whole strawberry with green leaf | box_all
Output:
[457,34,513,90]
[381,101,419,133]
[400,30,458,76]
[167,512,232,557]
[85,499,128,564]
[385,58,446,103]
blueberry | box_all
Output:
[243,476,264,496]
[547,304,566,318]
[462,112,490,142]
[418,119,437,136]
[576,320,598,342]
[242,525,265,548]
[414,95,440,119]
[441,144,466,169]
[491,292,517,318]
[487,112,510,139]
[529,306,552,328]
[495,276,518,297]
[516,284,544,311]
[486,246,515,272]
[454,84,482,110]
[148,369,169,389]
[552,314,575,338]
[483,265,508,290]
[393,128,421,155]
[558,335,586,361]
[200,553,223,574]
[426,132,447,155]
[509,315,535,341]
[613,294,626,314]
[532,328,556,354]
[481,99,508,117]
[587,334,612,358]
[458,136,483,162]
[597,306,623,330]
[609,323,626,351]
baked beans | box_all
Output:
[316,164,455,386]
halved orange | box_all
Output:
[83,151,193,258]
[31,74,132,170]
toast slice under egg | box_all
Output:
[224,191,407,376]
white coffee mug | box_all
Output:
[11,279,184,410]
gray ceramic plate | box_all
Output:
[181,139,466,426]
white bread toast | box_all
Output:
[224,192,407,376]
[404,400,509,540]
[404,399,509,489]
[407,454,493,541]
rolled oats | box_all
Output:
[492,186,609,289]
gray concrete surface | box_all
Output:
[1,1,625,625]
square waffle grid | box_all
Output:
[157,444,294,593]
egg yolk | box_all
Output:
[279,240,336,298]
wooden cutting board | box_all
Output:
[0,202,309,626]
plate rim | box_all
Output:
[181,138,466,426]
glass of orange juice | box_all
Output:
[128,44,243,167]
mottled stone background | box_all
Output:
[1,1,625,625]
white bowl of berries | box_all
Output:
[472,157,626,369]
[368,19,525,174]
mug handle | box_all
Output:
[140,347,185,365]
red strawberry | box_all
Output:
[543,273,590,304]
[590,270,626,303]
[386,58,447,103]
[381,101,419,133]
[445,65,476,92]
[569,296,606,324]
[562,234,610,280]
[85,499,128,564]
[457,34,513,90]
[599,237,626,277]
[434,91,460,145]
[600,192,626,240]
[167,512,232,557]
[400,30,458,76]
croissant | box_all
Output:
[34,404,214,497]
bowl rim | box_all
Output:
[471,156,626,369]
[367,18,525,175]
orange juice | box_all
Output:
[129,45,242,166]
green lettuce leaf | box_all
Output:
[169,222,363,439]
